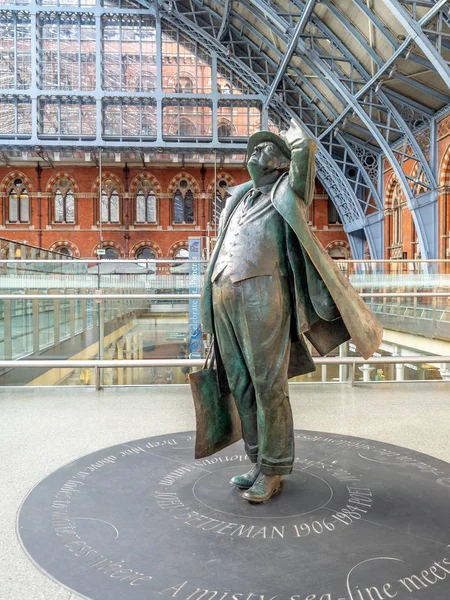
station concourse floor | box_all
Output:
[1,382,449,600]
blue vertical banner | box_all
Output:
[188,237,202,358]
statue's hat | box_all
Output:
[247,130,291,161]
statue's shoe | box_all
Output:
[230,465,261,489]
[242,473,282,503]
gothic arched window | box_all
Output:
[174,190,184,223]
[184,190,194,223]
[8,178,29,223]
[54,179,75,223]
[136,246,156,259]
[178,118,195,137]
[55,245,73,257]
[213,178,230,224]
[388,181,404,260]
[172,179,195,224]
[393,194,402,246]
[218,120,232,138]
[100,183,120,223]
[136,188,157,223]
[180,76,193,93]
[104,246,120,259]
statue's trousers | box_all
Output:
[212,270,294,475]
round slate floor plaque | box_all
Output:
[18,431,450,600]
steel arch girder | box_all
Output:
[217,0,232,41]
[163,5,384,256]
[172,0,384,217]
[380,0,450,91]
[298,46,437,257]
[264,0,319,108]
[239,0,438,232]
[199,0,385,211]
[237,0,437,256]
[245,0,438,196]
[253,0,437,190]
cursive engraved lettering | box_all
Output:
[159,466,194,486]
[145,438,178,449]
[398,555,450,592]
[120,446,147,456]
[158,582,277,600]
[194,455,247,467]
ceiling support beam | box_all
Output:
[319,0,450,104]
[314,0,449,138]
[246,0,436,187]
[294,39,439,257]
[217,0,232,41]
[164,5,379,248]
[380,0,450,90]
[264,0,318,108]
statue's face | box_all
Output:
[247,141,288,185]
[248,142,286,171]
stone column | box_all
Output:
[395,363,405,381]
[439,363,450,381]
[392,345,404,381]
[321,364,327,382]
[358,364,374,382]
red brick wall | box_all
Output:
[0,164,349,258]
[382,113,450,260]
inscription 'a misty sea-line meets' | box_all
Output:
[18,431,450,600]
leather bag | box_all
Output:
[189,343,242,459]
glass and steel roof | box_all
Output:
[0,0,449,257]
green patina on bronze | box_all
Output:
[190,352,241,458]
[191,120,382,496]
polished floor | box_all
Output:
[1,382,450,600]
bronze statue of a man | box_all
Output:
[199,119,382,503]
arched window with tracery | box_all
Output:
[172,178,195,224]
[53,178,75,223]
[388,180,404,259]
[207,173,235,228]
[178,118,195,137]
[213,178,231,225]
[136,188,157,224]
[136,246,156,259]
[100,179,120,223]
[104,246,120,259]
[218,120,232,138]
[393,195,402,246]
[8,177,29,223]
[55,245,72,256]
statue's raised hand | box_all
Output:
[280,119,317,152]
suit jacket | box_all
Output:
[201,140,383,378]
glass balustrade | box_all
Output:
[0,259,449,386]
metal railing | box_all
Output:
[0,355,448,389]
[0,258,449,386]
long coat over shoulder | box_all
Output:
[201,140,383,367]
